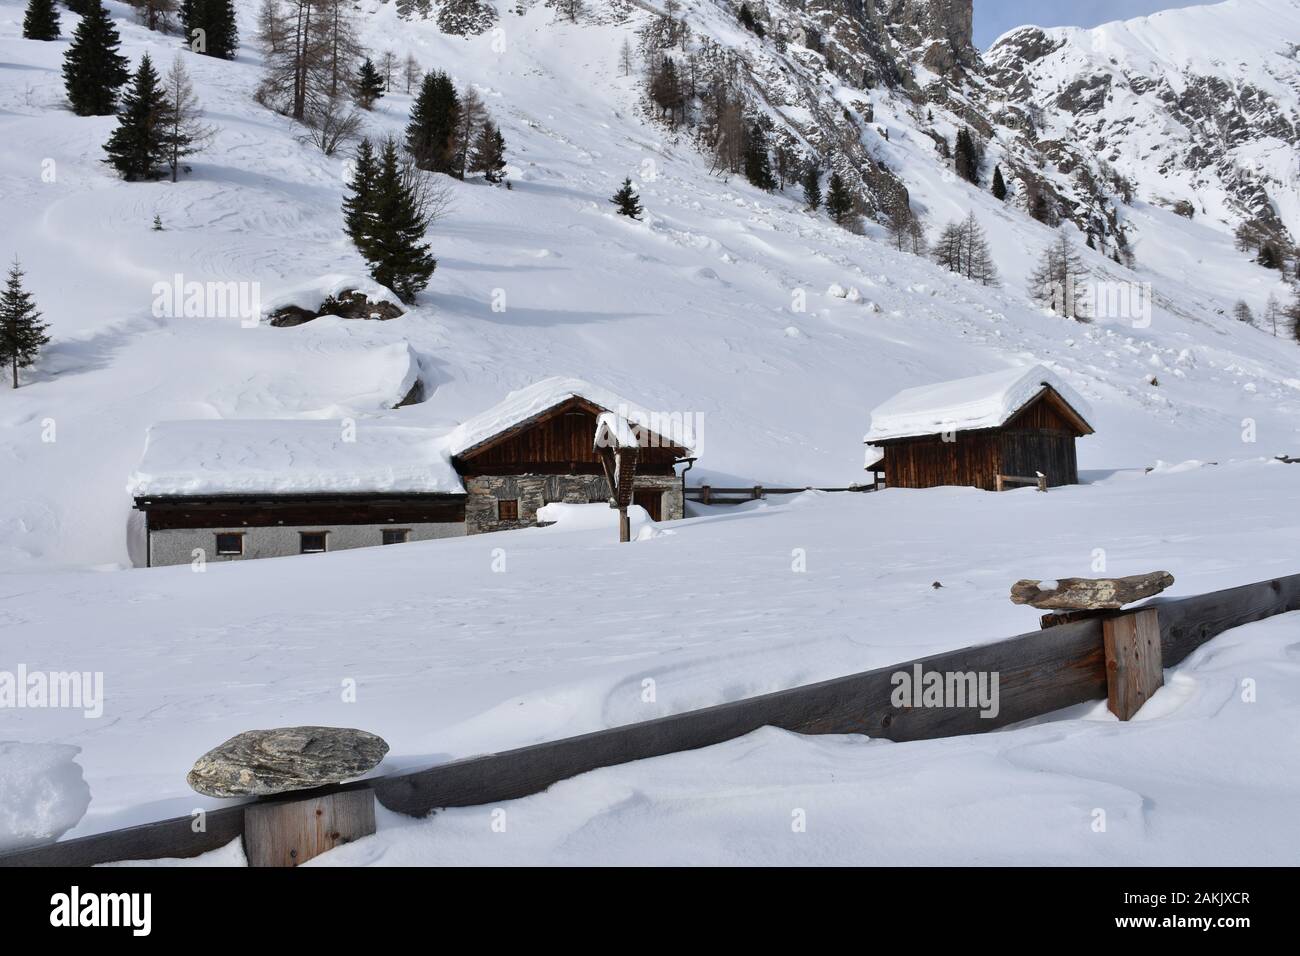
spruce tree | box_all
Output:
[468,122,507,183]
[0,259,51,390]
[405,70,459,173]
[825,171,853,225]
[611,178,642,219]
[23,0,60,40]
[801,164,821,210]
[103,54,171,181]
[361,138,437,302]
[342,138,379,255]
[742,124,776,191]
[62,1,130,116]
[356,58,385,109]
[991,164,1007,200]
[954,127,980,184]
[181,0,238,59]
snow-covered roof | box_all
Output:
[447,376,697,457]
[127,419,463,497]
[863,365,1094,443]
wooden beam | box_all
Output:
[1102,608,1163,720]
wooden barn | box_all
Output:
[446,378,696,533]
[863,365,1094,491]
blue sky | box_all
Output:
[974,1,1208,47]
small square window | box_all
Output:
[497,499,519,521]
[299,532,327,554]
[382,529,409,545]
[215,533,243,556]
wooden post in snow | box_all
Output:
[1101,607,1163,721]
[243,788,376,867]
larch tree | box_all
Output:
[1232,300,1255,325]
[62,0,130,116]
[22,0,60,40]
[403,53,422,94]
[468,122,507,183]
[160,55,214,182]
[102,54,170,181]
[0,259,51,390]
[451,85,488,179]
[1028,232,1089,319]
[256,0,287,54]
[127,0,177,33]
[1263,292,1282,336]
[934,212,998,285]
[992,164,1007,200]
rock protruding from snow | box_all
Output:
[1009,571,1175,610]
[186,727,390,797]
[0,742,91,851]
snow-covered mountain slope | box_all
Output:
[0,0,1297,572]
[987,0,1300,242]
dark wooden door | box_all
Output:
[633,489,662,521]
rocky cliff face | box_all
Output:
[985,1,1300,247]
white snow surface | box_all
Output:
[0,0,1299,865]
[0,742,91,851]
[126,419,462,496]
[864,365,1094,442]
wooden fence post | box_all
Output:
[995,475,1005,493]
[1102,607,1163,720]
[1037,474,1047,493]
[700,484,711,505]
[753,485,763,500]
[243,788,376,867]
[619,507,631,543]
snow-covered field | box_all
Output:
[1,0,1299,863]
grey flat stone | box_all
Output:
[1010,571,1175,610]
[187,726,389,798]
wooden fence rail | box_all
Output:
[688,485,875,504]
[4,572,1298,867]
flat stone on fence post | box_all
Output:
[1102,607,1163,721]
